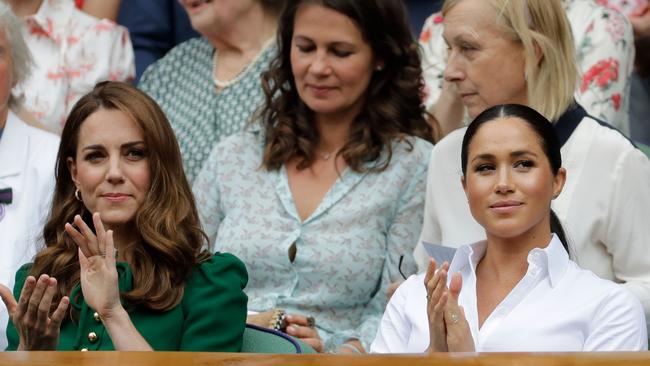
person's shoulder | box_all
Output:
[430,127,466,163]
[150,37,210,66]
[214,128,262,157]
[393,136,434,161]
[68,4,130,37]
[419,11,444,46]
[186,252,248,289]
[12,263,33,292]
[164,37,211,57]
[578,116,643,157]
[390,272,426,306]
[564,260,640,306]
[566,0,630,31]
[139,37,208,83]
[569,261,644,322]
[10,114,60,156]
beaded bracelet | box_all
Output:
[268,309,287,332]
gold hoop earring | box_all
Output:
[75,188,82,202]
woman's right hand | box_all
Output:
[424,259,449,353]
[0,274,69,350]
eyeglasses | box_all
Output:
[398,255,407,280]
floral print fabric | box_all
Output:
[193,129,432,351]
[419,0,634,134]
[12,0,135,134]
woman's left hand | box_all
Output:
[65,213,122,319]
[284,314,323,352]
[444,273,475,352]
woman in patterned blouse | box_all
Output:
[139,0,286,182]
[194,0,434,354]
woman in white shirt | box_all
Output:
[372,104,647,353]
[412,0,650,331]
[0,3,60,350]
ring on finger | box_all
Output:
[449,312,459,324]
[307,316,316,328]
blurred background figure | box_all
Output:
[115,0,198,83]
[139,0,285,182]
[0,3,60,350]
[621,0,650,145]
[5,0,134,134]
[420,0,635,137]
[75,0,121,20]
[405,0,442,35]
[74,0,198,83]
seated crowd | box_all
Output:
[0,0,649,354]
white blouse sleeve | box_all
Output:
[603,147,650,327]
[583,285,647,351]
[370,275,420,353]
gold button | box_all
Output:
[81,348,88,352]
[93,312,101,322]
[88,332,98,343]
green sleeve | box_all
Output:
[5,264,32,351]
[179,253,248,351]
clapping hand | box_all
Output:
[424,259,449,352]
[0,275,69,350]
[425,261,475,353]
[64,212,122,320]
[443,273,475,352]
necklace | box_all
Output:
[319,148,340,161]
[212,37,274,90]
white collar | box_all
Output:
[449,234,570,288]
[24,0,73,43]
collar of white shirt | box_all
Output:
[25,0,73,42]
[448,234,569,289]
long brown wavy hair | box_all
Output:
[31,82,211,316]
[261,0,435,173]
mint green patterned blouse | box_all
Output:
[139,37,276,182]
[193,129,433,351]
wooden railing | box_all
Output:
[1,352,650,366]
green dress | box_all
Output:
[6,253,248,351]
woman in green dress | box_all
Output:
[0,81,248,351]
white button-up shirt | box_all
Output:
[0,111,59,350]
[372,235,647,353]
[414,112,650,332]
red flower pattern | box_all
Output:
[581,58,620,92]
[17,0,135,134]
[419,28,431,43]
[611,93,621,111]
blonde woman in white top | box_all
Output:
[412,0,650,331]
[372,104,646,353]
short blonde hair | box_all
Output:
[442,0,577,122]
